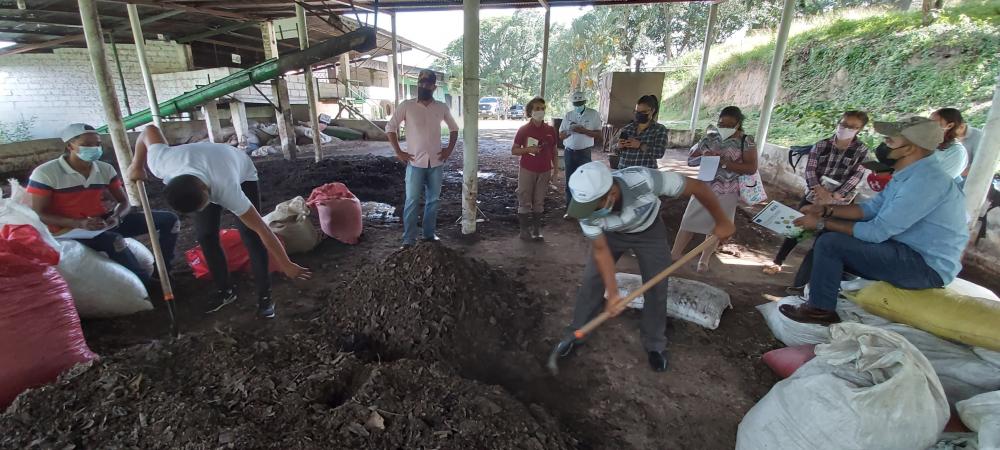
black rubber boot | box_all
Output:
[518,214,532,240]
[532,212,544,241]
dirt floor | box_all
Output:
[3,120,998,449]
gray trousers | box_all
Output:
[566,218,672,352]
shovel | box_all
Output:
[546,236,719,375]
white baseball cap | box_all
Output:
[571,91,586,103]
[567,161,613,219]
[59,123,98,143]
[318,113,332,125]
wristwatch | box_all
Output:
[816,218,826,232]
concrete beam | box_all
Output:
[756,0,796,148]
[689,2,718,131]
[462,0,479,234]
[202,102,224,143]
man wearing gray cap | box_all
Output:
[559,91,603,215]
[384,69,459,247]
[26,123,179,285]
[781,116,969,325]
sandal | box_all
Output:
[762,264,782,275]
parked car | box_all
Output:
[508,104,525,120]
[478,96,508,120]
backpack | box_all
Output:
[788,145,814,171]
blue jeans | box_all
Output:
[808,232,944,311]
[403,164,444,244]
[77,210,180,283]
[564,146,593,206]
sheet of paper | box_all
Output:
[526,137,538,156]
[697,156,721,181]
[54,226,111,240]
[751,201,805,239]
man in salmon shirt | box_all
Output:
[27,123,179,284]
[384,69,459,248]
[511,96,559,240]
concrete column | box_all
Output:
[390,13,401,107]
[201,102,224,143]
[262,21,297,160]
[78,0,139,204]
[127,4,162,128]
[462,0,480,235]
[965,73,1000,222]
[690,2,718,131]
[756,0,796,149]
[230,100,250,148]
[540,7,551,98]
[296,3,324,162]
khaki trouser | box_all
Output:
[517,167,551,214]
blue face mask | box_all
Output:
[77,146,103,162]
[576,105,586,114]
[590,206,612,219]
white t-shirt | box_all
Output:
[147,142,259,215]
[560,107,602,150]
[579,167,687,239]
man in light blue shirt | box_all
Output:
[780,116,969,325]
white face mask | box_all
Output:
[835,126,858,141]
[716,127,737,141]
[531,110,545,121]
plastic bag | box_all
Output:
[307,183,362,245]
[737,323,950,450]
[756,296,832,346]
[958,391,1000,450]
[1,182,60,253]
[618,273,732,329]
[57,240,152,319]
[846,282,1000,351]
[185,229,281,280]
[123,238,154,278]
[263,196,320,254]
[0,226,96,409]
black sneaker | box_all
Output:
[648,350,669,372]
[257,297,276,319]
[205,287,237,314]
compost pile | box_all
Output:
[0,245,577,449]
[331,243,545,380]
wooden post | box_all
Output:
[262,21,297,160]
[230,100,250,148]
[540,7,551,98]
[295,3,324,162]
[201,102,224,143]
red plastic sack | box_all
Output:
[0,224,60,277]
[307,182,362,245]
[1,227,96,409]
[185,229,281,280]
[762,344,816,379]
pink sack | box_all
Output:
[0,225,97,409]
[307,183,362,244]
[761,344,816,379]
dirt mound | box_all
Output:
[331,243,545,381]
[0,325,574,449]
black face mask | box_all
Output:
[875,142,902,167]
[417,87,433,101]
[635,112,650,124]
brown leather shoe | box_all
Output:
[779,303,841,325]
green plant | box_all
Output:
[0,115,36,144]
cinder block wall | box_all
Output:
[0,41,191,139]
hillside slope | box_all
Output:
[661,0,1000,146]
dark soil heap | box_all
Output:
[0,326,574,449]
[331,243,545,382]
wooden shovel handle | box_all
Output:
[573,235,720,340]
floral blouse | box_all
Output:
[688,132,757,195]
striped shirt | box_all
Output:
[804,136,869,202]
[579,167,687,239]
[614,122,669,169]
[27,156,123,231]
